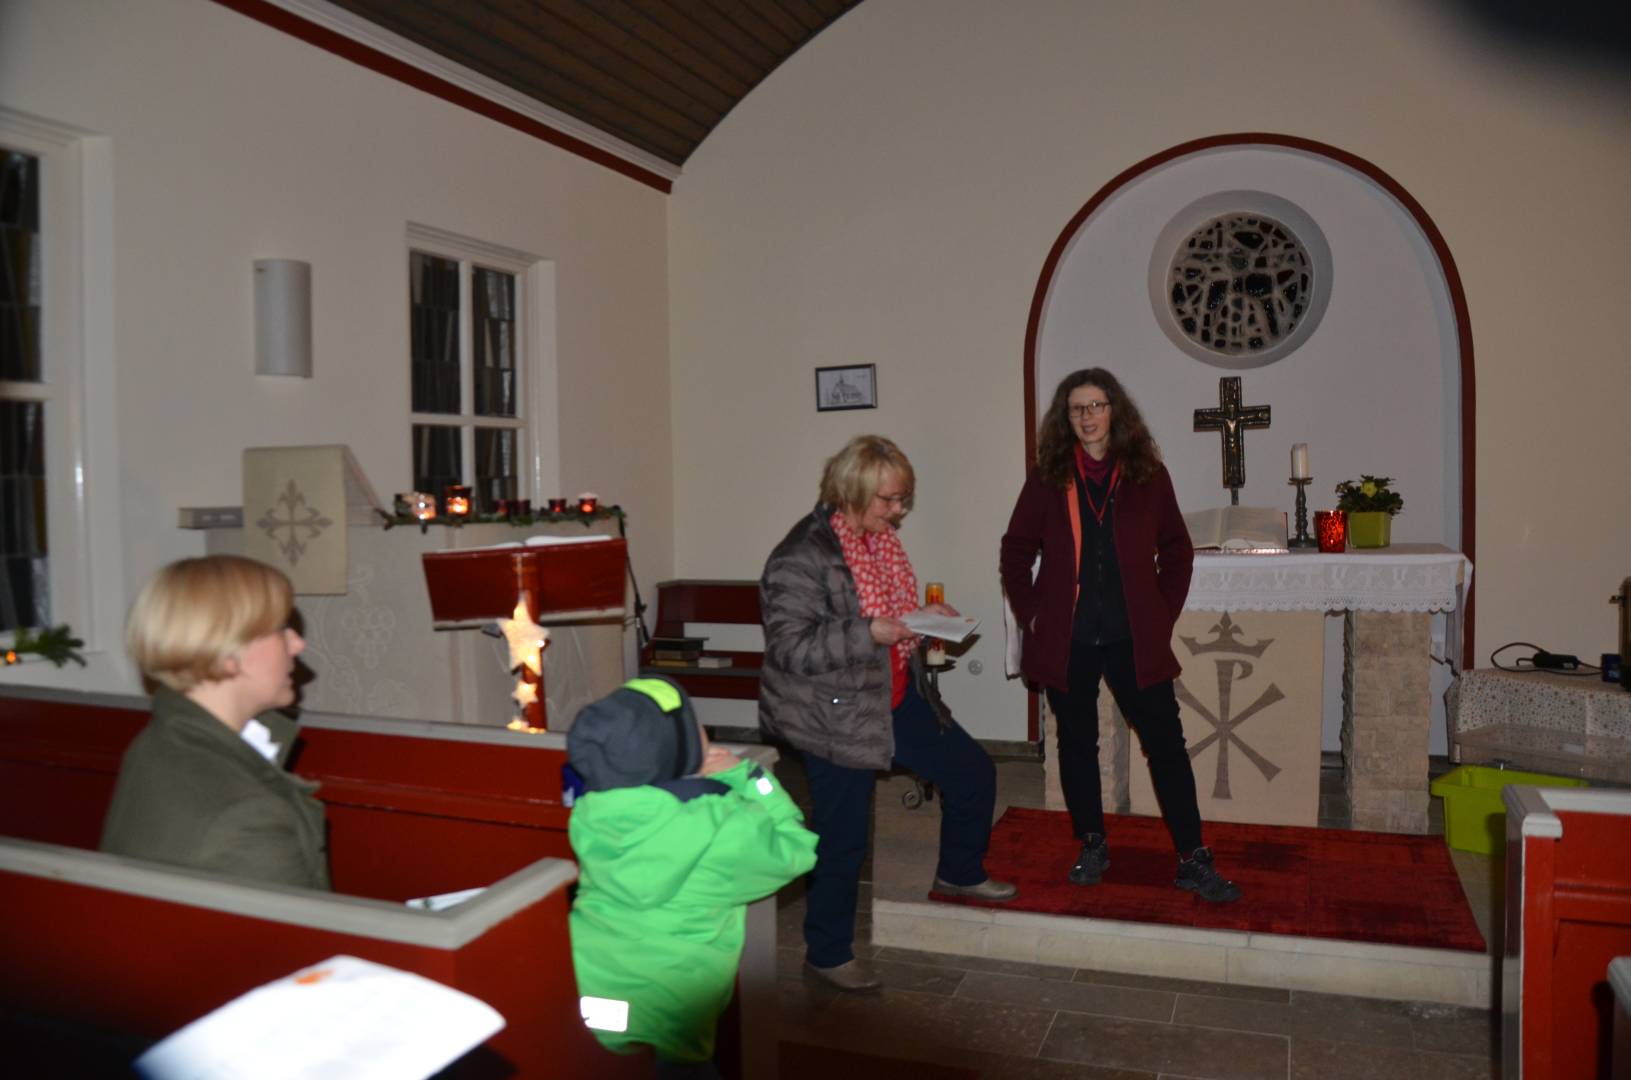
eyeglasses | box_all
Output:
[873,491,909,507]
[1068,401,1111,418]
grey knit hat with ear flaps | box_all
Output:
[566,676,703,793]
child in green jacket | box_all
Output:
[567,676,818,1077]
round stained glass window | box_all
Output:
[1148,192,1332,370]
[1168,213,1310,357]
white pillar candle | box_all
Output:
[1291,443,1310,479]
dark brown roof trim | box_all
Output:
[210,0,673,193]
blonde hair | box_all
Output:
[126,556,294,692]
[818,435,915,516]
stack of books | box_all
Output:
[647,636,732,669]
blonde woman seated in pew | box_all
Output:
[101,555,330,890]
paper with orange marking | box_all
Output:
[133,954,502,1079]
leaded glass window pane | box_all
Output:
[1167,213,1311,356]
[411,423,461,513]
[473,266,516,418]
[1,400,48,631]
[475,427,517,513]
[1,149,42,383]
[410,251,460,414]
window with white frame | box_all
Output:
[0,109,117,660]
[408,227,536,515]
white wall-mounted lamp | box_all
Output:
[253,258,312,378]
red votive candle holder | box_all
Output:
[576,493,599,514]
[547,497,568,514]
[1315,510,1347,553]
[444,485,471,518]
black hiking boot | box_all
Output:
[1068,834,1110,885]
[1176,846,1241,903]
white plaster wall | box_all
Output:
[0,0,671,694]
[669,0,1631,742]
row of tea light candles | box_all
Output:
[396,489,600,522]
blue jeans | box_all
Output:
[801,683,997,968]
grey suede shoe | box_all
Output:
[932,876,1018,902]
[803,958,882,992]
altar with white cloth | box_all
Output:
[1045,544,1472,834]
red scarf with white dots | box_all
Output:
[831,509,919,706]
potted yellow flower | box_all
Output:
[1334,475,1403,548]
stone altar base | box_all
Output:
[1343,610,1432,833]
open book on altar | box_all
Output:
[1184,506,1288,553]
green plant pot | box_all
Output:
[1348,511,1392,548]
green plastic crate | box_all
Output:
[1429,764,1589,855]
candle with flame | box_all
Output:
[923,582,947,666]
[409,492,436,522]
[576,492,599,514]
[445,485,472,518]
[1315,510,1347,553]
[547,497,568,514]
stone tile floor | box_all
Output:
[766,755,1502,1079]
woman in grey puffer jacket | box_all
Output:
[759,435,1016,993]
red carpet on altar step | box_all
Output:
[929,807,1486,953]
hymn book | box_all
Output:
[901,611,981,642]
[1183,506,1288,553]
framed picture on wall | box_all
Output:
[814,364,877,412]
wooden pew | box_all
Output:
[0,840,635,1077]
[0,686,781,1078]
[640,579,764,701]
[1502,785,1631,1080]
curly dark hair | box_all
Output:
[1036,368,1163,487]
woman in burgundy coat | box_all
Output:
[1000,369,1239,903]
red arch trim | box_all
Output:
[1021,133,1476,738]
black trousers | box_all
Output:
[800,683,997,968]
[1044,638,1204,855]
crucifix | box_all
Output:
[1193,376,1270,505]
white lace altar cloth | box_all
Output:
[1185,543,1472,615]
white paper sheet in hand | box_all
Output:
[134,954,504,1080]
[900,611,981,643]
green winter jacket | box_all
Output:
[568,757,817,1063]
